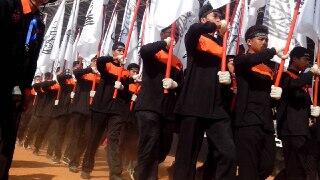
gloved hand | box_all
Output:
[218,19,228,35]
[131,94,137,101]
[275,47,289,59]
[115,55,126,65]
[217,71,231,85]
[164,37,176,48]
[90,90,96,97]
[310,105,320,117]
[270,85,282,100]
[162,78,178,89]
[70,92,75,99]
[310,64,320,75]
[132,74,142,82]
[114,81,124,90]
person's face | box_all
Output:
[112,48,125,58]
[247,36,268,53]
[160,28,180,42]
[201,12,222,27]
[293,57,310,71]
[34,76,42,83]
[129,68,139,78]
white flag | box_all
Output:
[118,0,140,66]
[208,0,230,9]
[263,0,294,66]
[296,0,318,46]
[77,0,104,66]
[36,0,65,73]
[64,0,80,64]
[227,0,248,55]
[143,0,161,44]
[101,13,118,56]
[55,0,80,71]
[174,2,199,68]
[153,0,196,30]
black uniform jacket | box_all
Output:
[174,22,228,119]
[277,70,312,137]
[234,48,277,131]
[91,56,131,115]
[52,74,75,118]
[70,67,99,115]
[0,0,44,90]
[135,41,183,118]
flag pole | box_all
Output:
[113,0,142,99]
[89,4,108,105]
[164,22,177,94]
[235,0,245,54]
[313,40,320,106]
[274,0,301,87]
[221,3,231,71]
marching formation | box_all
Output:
[1,0,320,180]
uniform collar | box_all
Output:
[21,0,32,14]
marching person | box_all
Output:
[173,4,236,180]
[81,42,130,180]
[233,25,288,180]
[275,46,319,180]
[0,0,57,178]
[134,26,183,180]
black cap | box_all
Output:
[127,63,140,71]
[112,42,125,51]
[199,4,222,19]
[290,46,311,60]
[245,25,269,41]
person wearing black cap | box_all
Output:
[66,57,100,172]
[133,25,183,180]
[173,4,235,180]
[275,46,320,180]
[0,0,57,178]
[233,25,288,180]
[80,42,131,180]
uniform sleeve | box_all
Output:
[140,41,167,61]
[74,67,93,80]
[185,22,217,56]
[234,48,276,69]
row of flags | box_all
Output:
[35,0,320,78]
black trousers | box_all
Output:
[33,116,53,152]
[47,115,71,159]
[17,109,33,142]
[23,115,41,148]
[173,116,236,180]
[274,136,319,180]
[235,125,276,180]
[134,111,176,180]
[82,111,125,179]
[67,113,90,167]
[0,89,19,180]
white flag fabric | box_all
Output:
[143,0,160,44]
[77,0,104,66]
[118,0,140,67]
[208,0,230,9]
[296,0,318,46]
[55,0,80,71]
[263,0,294,66]
[174,3,199,69]
[36,0,65,73]
[153,0,196,30]
[227,0,248,55]
[64,0,80,64]
[101,13,118,56]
